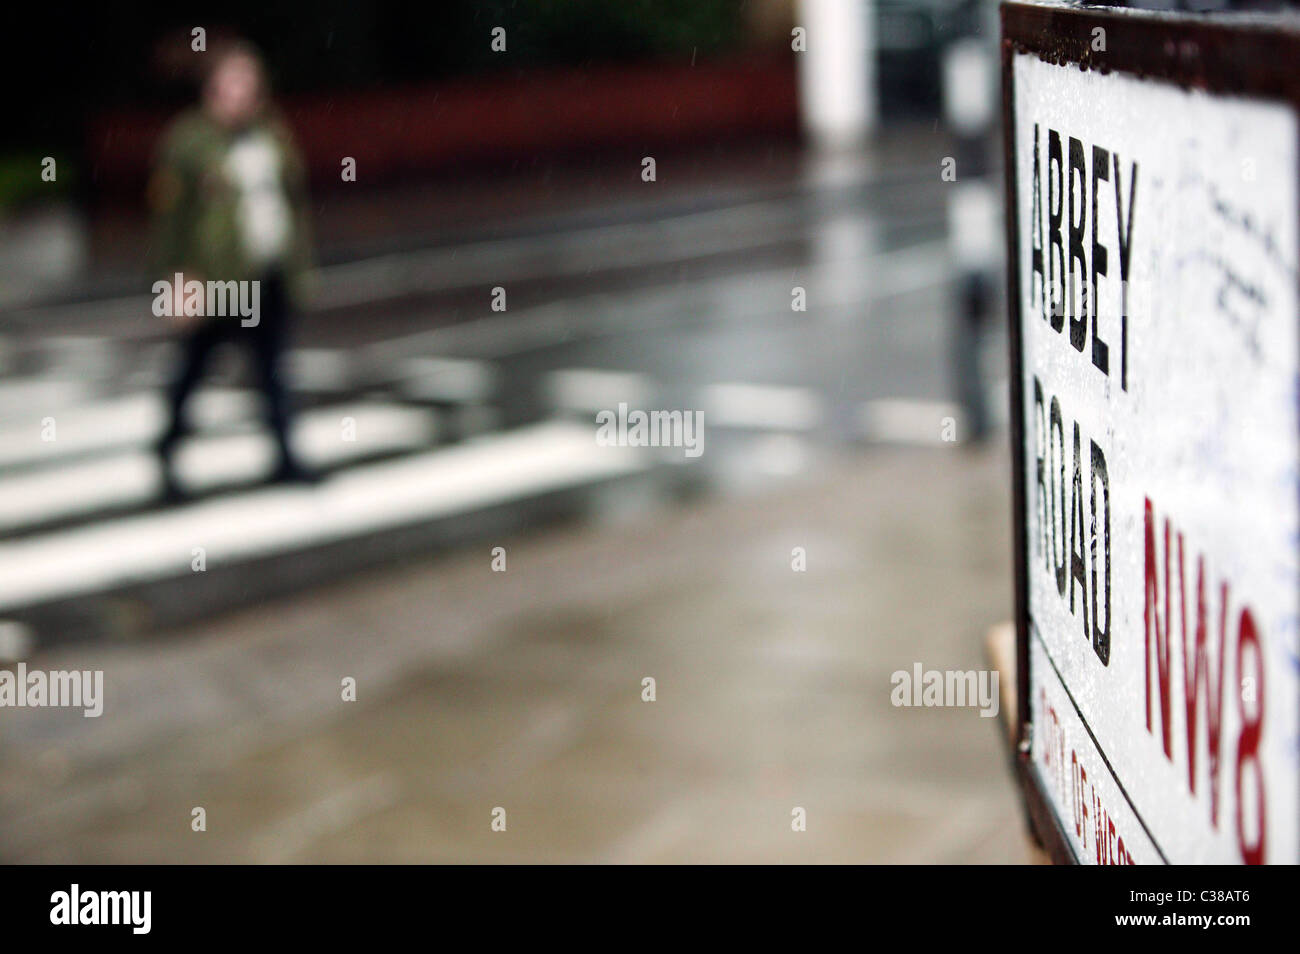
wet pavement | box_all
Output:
[0,440,1025,863]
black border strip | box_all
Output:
[1001,0,1300,865]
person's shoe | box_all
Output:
[155,433,188,503]
[158,462,188,504]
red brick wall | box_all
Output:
[87,55,798,194]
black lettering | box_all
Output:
[1032,125,1045,324]
[1090,145,1110,375]
[1048,130,1065,331]
[1068,137,1088,352]
[1051,395,1067,596]
[1113,155,1138,391]
[1090,439,1111,665]
[1070,422,1089,637]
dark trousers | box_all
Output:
[163,271,297,466]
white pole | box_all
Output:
[796,0,876,150]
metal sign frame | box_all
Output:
[1001,0,1300,864]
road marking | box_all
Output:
[0,389,257,470]
[544,369,656,414]
[859,399,963,445]
[0,379,92,419]
[0,420,646,610]
[0,401,436,534]
[397,356,499,404]
[286,348,353,394]
[700,382,822,431]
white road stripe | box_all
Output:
[0,389,256,470]
[286,348,353,394]
[859,399,963,445]
[700,382,822,430]
[0,379,92,419]
[0,420,646,610]
[544,369,656,414]
[0,401,436,534]
[398,356,498,404]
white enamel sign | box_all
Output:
[1013,51,1300,864]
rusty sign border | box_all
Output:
[1001,0,1300,864]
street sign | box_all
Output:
[1003,1,1300,864]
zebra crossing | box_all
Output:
[0,332,1002,648]
[0,346,616,643]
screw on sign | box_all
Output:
[1002,1,1300,864]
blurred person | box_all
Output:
[149,41,316,498]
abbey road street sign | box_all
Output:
[1003,2,1300,864]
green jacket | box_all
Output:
[149,108,314,303]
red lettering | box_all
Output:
[1180,563,1226,825]
[1143,498,1173,757]
[1142,497,1269,863]
[1236,609,1265,864]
